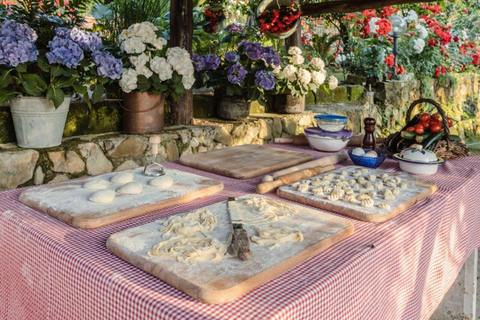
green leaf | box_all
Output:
[46,86,65,109]
[50,65,65,77]
[97,77,108,85]
[37,57,50,72]
[91,83,105,103]
[73,82,87,96]
[54,76,77,88]
[22,74,47,96]
[0,89,17,105]
[15,64,27,73]
[0,70,13,89]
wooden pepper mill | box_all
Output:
[362,118,376,150]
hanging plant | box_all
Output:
[202,1,225,34]
[256,0,302,39]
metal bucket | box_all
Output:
[216,95,251,121]
[273,92,305,114]
[122,91,165,134]
[10,96,70,148]
[256,0,301,39]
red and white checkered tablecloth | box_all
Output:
[1,145,480,320]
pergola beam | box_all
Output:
[301,0,434,16]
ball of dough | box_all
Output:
[89,189,116,203]
[117,182,143,195]
[83,179,110,190]
[150,176,174,188]
[111,172,134,184]
[262,175,274,182]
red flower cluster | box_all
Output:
[421,4,442,14]
[362,9,377,19]
[472,53,480,66]
[258,3,302,35]
[375,18,392,36]
[434,65,446,77]
[204,9,225,34]
[434,26,453,46]
[379,6,399,18]
[385,54,395,68]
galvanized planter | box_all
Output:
[10,96,71,148]
[273,91,305,114]
[216,95,251,121]
[122,91,165,134]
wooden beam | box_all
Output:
[169,0,194,125]
[301,0,434,16]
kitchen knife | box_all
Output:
[227,197,252,261]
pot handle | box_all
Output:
[119,95,165,113]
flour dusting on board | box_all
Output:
[106,194,354,298]
[19,169,222,221]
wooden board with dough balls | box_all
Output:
[106,194,354,304]
[277,166,437,223]
[19,169,224,229]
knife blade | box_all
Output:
[227,197,252,261]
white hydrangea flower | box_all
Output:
[291,54,305,65]
[288,46,302,56]
[129,53,149,68]
[282,65,297,81]
[150,57,173,81]
[119,69,138,93]
[182,74,195,90]
[272,65,282,75]
[310,57,325,70]
[311,70,326,85]
[151,37,168,50]
[413,38,425,54]
[121,37,146,54]
[136,65,153,79]
[166,47,194,77]
[129,22,157,44]
[328,75,339,90]
[119,29,135,41]
[416,24,428,39]
[297,68,311,84]
[404,10,418,21]
[368,18,381,35]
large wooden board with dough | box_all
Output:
[106,194,354,304]
[277,165,437,223]
[178,144,313,179]
[19,169,224,229]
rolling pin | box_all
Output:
[257,164,335,194]
[262,151,348,182]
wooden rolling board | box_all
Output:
[106,194,354,304]
[277,166,437,223]
[19,169,224,229]
[178,144,313,179]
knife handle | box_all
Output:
[233,228,252,261]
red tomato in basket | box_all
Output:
[406,126,415,132]
[420,121,430,129]
[447,118,453,127]
[415,127,425,135]
[420,113,431,122]
[414,124,424,130]
[430,124,442,133]
[432,113,441,121]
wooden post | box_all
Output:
[285,21,302,50]
[170,0,194,125]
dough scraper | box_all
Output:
[227,197,252,261]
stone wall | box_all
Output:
[0,113,328,191]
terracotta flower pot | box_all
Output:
[122,91,165,134]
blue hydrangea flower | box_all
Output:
[204,54,221,70]
[255,70,275,90]
[0,21,38,67]
[192,53,206,72]
[238,41,265,61]
[70,27,102,52]
[225,51,240,63]
[263,47,281,66]
[224,24,244,34]
[227,63,247,84]
[55,27,72,39]
[93,51,123,80]
[46,36,84,68]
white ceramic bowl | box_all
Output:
[304,127,352,152]
[393,145,444,175]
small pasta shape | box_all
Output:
[378,203,391,210]
[361,198,374,207]
[298,183,310,193]
[345,194,357,203]
[368,175,377,182]
[328,192,341,201]
[392,188,400,195]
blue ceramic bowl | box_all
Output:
[348,149,387,168]
[314,115,348,132]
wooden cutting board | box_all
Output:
[178,144,313,179]
[19,169,223,229]
[277,166,437,223]
[106,194,354,304]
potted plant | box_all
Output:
[193,40,280,120]
[0,21,121,148]
[256,0,302,39]
[117,21,195,133]
[273,46,337,113]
